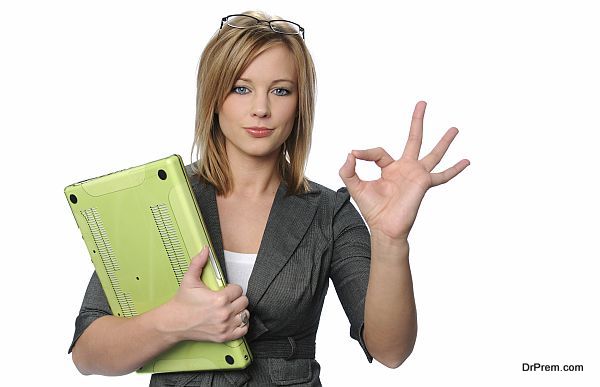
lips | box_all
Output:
[244,127,274,138]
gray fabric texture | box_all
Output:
[69,164,373,386]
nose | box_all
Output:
[251,92,270,118]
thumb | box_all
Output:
[339,153,361,197]
[181,245,209,288]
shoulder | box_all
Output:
[306,180,368,237]
[184,161,207,193]
[305,179,353,215]
[184,162,199,183]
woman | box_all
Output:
[69,11,469,386]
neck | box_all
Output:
[225,148,282,199]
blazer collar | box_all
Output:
[191,176,322,308]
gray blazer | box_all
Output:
[69,164,373,386]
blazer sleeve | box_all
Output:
[68,271,112,354]
[329,187,373,363]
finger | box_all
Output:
[216,320,250,343]
[401,101,426,160]
[223,309,250,342]
[220,283,244,302]
[181,246,209,288]
[236,309,250,328]
[421,127,459,172]
[430,159,470,187]
[229,322,250,340]
[338,153,362,197]
[229,295,249,315]
[350,147,395,168]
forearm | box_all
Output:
[364,231,417,368]
[71,303,179,376]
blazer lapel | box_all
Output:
[245,182,321,308]
[187,169,322,309]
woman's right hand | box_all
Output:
[157,246,250,343]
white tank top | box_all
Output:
[223,250,257,295]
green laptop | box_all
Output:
[64,154,252,373]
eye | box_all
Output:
[232,86,250,95]
[273,88,291,96]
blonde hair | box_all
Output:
[190,11,317,196]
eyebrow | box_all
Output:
[238,77,296,85]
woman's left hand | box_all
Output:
[339,101,470,241]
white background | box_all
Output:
[1,0,598,386]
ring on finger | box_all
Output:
[239,311,249,328]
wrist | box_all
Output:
[146,300,185,345]
[370,229,409,249]
[370,230,410,266]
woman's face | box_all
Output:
[218,44,298,162]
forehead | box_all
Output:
[240,44,297,83]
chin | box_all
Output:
[248,149,282,159]
[225,135,287,161]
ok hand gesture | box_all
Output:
[339,101,470,241]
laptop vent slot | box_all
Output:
[81,208,137,317]
[150,204,188,285]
